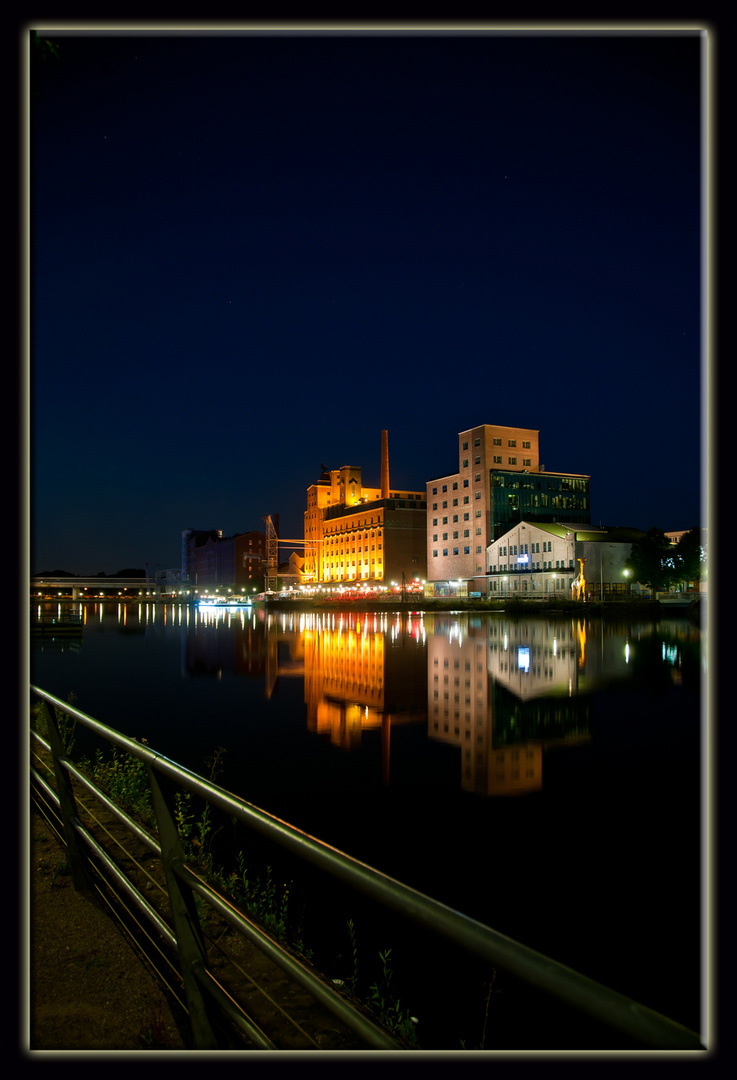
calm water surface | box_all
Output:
[31,601,705,1042]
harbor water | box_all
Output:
[30,600,705,1047]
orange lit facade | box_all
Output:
[303,465,427,586]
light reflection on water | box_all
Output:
[31,601,704,800]
[30,601,704,1034]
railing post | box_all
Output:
[40,701,94,895]
[146,765,222,1049]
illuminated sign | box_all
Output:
[517,647,530,672]
[516,554,529,563]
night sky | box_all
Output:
[29,28,705,575]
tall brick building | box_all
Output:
[426,424,590,595]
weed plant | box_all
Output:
[79,745,154,824]
[367,947,418,1046]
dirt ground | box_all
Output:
[26,810,188,1053]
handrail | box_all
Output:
[30,684,704,1051]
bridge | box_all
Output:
[31,576,161,599]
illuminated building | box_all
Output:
[426,424,590,595]
[303,431,427,587]
[182,527,266,589]
[485,522,645,600]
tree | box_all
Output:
[673,528,706,584]
[625,528,679,596]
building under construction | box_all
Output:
[300,431,427,588]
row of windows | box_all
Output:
[432,511,483,526]
[433,547,472,557]
[490,560,574,571]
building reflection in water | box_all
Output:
[183,608,427,785]
[301,612,427,785]
[427,614,592,797]
[177,604,700,798]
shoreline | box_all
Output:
[32,595,705,619]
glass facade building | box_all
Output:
[490,470,590,541]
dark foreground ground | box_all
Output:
[26,810,187,1053]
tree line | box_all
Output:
[626,528,705,595]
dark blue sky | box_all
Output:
[30,29,704,574]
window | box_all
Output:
[462,442,468,450]
[432,550,438,557]
[523,440,531,449]
[462,459,469,468]
[452,482,458,490]
[474,457,481,465]
[493,437,501,446]
[493,455,502,464]
[475,491,481,499]
[474,438,480,447]
[475,473,481,482]
[508,457,517,465]
[523,458,531,466]
[453,547,459,555]
[508,439,516,447]
[464,546,470,554]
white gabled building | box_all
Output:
[485,522,646,600]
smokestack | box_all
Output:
[381,430,390,499]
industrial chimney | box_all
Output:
[381,429,390,499]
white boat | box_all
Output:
[198,597,253,608]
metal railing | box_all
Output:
[29,685,704,1051]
